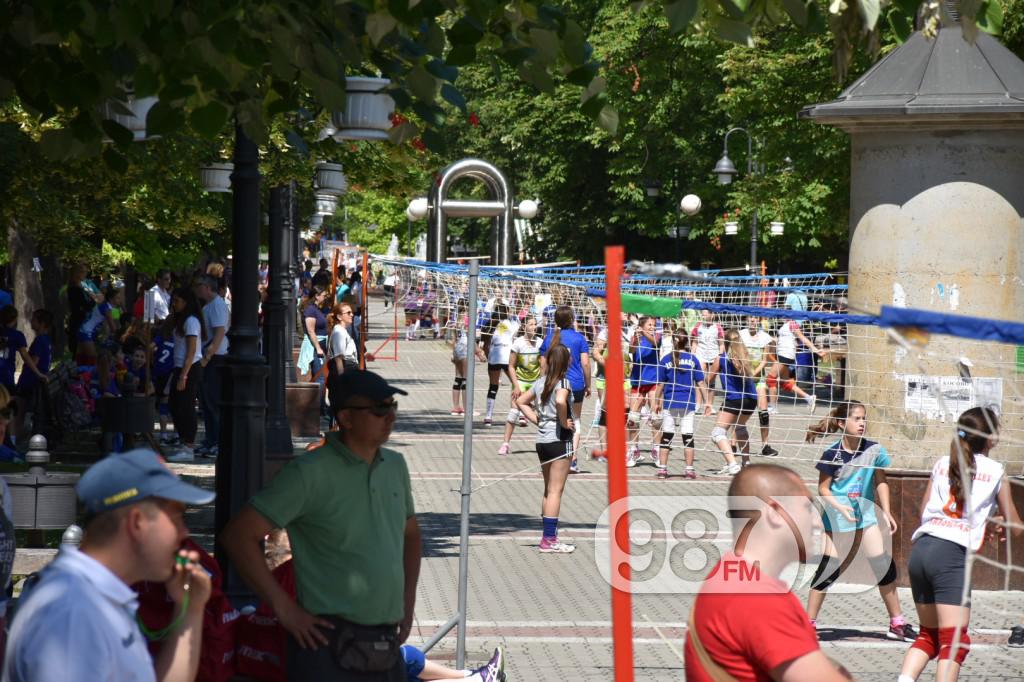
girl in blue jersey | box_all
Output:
[804,401,915,640]
[710,328,758,476]
[626,316,662,466]
[655,333,710,479]
[539,306,590,466]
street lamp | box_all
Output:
[713,127,767,267]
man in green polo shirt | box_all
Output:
[221,370,420,681]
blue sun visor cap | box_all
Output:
[76,448,215,515]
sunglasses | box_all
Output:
[343,401,398,417]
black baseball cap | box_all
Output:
[328,370,408,409]
[76,449,215,515]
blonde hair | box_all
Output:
[724,328,753,379]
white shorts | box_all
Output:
[696,352,718,367]
[661,408,695,434]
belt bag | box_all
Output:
[331,620,400,673]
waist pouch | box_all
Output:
[328,618,400,673]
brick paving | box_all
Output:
[169,301,1024,680]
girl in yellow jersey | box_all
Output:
[498,316,543,455]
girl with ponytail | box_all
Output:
[805,401,913,641]
[900,407,1022,682]
[539,305,590,467]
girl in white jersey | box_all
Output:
[480,302,519,425]
[898,407,1022,682]
[690,310,724,411]
[498,316,542,455]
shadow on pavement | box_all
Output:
[417,511,595,558]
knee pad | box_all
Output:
[811,556,842,591]
[765,374,777,388]
[871,557,898,586]
[627,411,641,427]
[453,377,465,391]
[487,383,499,400]
[507,408,521,424]
[711,426,729,445]
[782,379,795,392]
[660,432,675,447]
[758,410,770,427]
[938,627,970,664]
[911,627,940,660]
[682,433,695,448]
[734,425,749,442]
[650,413,664,430]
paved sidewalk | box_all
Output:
[362,304,1024,681]
[155,302,1022,681]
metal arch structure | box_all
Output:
[426,158,515,265]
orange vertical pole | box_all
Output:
[604,245,634,682]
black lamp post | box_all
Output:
[216,123,270,599]
[263,186,293,459]
[713,127,761,268]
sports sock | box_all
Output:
[542,516,558,539]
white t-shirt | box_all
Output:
[149,284,170,321]
[172,315,203,368]
[328,323,358,364]
[487,318,520,365]
[912,454,1004,551]
[510,335,543,382]
[383,274,397,287]
[776,320,802,360]
[739,328,773,363]
[690,322,724,364]
[201,295,230,356]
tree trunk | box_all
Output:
[6,220,65,353]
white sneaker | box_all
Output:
[497,442,510,456]
[167,447,195,463]
[715,463,742,476]
[806,395,817,413]
[767,405,778,415]
[625,448,640,468]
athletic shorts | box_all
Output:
[571,388,585,404]
[908,534,969,606]
[77,328,100,342]
[778,356,796,375]
[598,408,629,427]
[722,397,757,415]
[536,439,573,464]
[630,383,658,396]
[487,363,507,373]
[662,408,695,434]
[401,644,425,680]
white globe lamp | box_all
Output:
[517,199,539,220]
[407,197,429,220]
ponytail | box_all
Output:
[805,400,865,443]
[948,407,999,513]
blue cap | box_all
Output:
[76,449,215,515]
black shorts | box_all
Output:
[723,397,757,415]
[153,373,172,399]
[778,356,796,375]
[571,388,585,404]
[909,534,969,606]
[487,363,507,373]
[536,439,573,464]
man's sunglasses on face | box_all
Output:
[344,401,398,417]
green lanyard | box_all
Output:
[136,591,190,641]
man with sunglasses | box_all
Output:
[222,370,420,681]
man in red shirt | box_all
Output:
[685,464,850,682]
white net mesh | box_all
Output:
[371,256,1024,629]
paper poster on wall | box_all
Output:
[902,374,1003,420]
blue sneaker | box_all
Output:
[569,457,580,474]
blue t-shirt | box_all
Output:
[79,301,112,336]
[16,334,51,393]
[632,335,660,387]
[0,290,11,309]
[815,438,891,532]
[659,352,704,410]
[152,335,175,378]
[717,354,757,402]
[0,328,27,389]
[539,328,589,391]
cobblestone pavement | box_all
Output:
[176,303,1024,681]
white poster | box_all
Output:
[902,374,1003,420]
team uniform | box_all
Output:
[631,334,660,396]
[539,328,589,404]
[0,327,28,393]
[530,374,574,464]
[717,355,757,414]
[594,325,634,392]
[910,453,1004,604]
[15,334,51,397]
[691,322,724,366]
[486,318,519,372]
[816,438,890,533]
[657,351,704,478]
[509,336,542,392]
[739,328,773,385]
[775,319,804,369]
